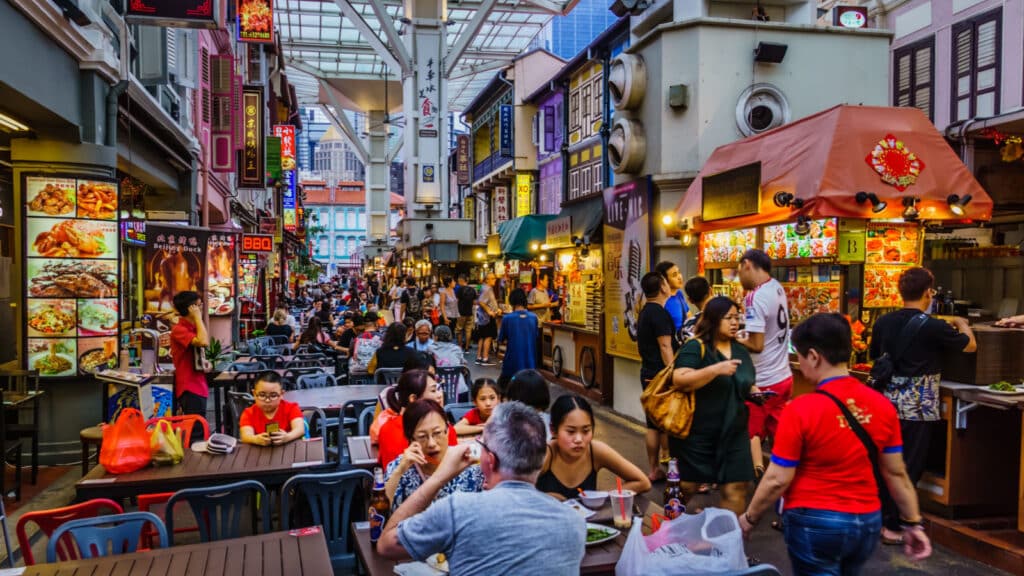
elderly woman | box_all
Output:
[407,319,434,352]
[429,324,469,400]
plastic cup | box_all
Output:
[609,489,635,529]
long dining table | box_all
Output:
[14,529,332,576]
[75,438,327,502]
[284,384,386,410]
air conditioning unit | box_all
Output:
[608,54,646,111]
[608,117,646,174]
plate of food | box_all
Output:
[27,182,75,216]
[27,300,76,337]
[76,181,118,220]
[29,341,76,377]
[425,552,449,573]
[78,346,117,375]
[77,299,118,336]
[29,219,116,259]
[585,523,621,547]
[563,498,597,520]
[986,381,1024,395]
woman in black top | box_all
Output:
[368,322,414,374]
[265,309,294,342]
[535,395,650,501]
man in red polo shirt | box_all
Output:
[740,313,930,575]
[170,291,210,428]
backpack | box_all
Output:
[405,287,422,320]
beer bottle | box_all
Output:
[369,467,390,546]
[663,458,685,520]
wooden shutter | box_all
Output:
[210,55,235,173]
[544,105,555,152]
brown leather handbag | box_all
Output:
[640,339,702,439]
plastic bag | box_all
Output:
[149,419,184,465]
[615,508,747,575]
[99,408,152,474]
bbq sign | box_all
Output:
[237,0,273,43]
[240,87,264,188]
[241,234,274,253]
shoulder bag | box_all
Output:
[640,339,703,439]
[816,389,883,495]
[866,313,928,392]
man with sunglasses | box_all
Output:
[378,402,586,575]
[238,372,305,447]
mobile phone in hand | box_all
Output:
[266,423,280,434]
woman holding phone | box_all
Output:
[239,372,305,446]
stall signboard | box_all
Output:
[239,253,260,300]
[283,171,297,232]
[207,234,236,316]
[763,218,837,261]
[701,228,757,267]
[121,219,147,247]
[493,186,509,227]
[456,135,470,185]
[273,125,296,170]
[499,105,513,157]
[125,0,219,28]
[546,216,572,248]
[265,137,281,182]
[603,178,650,361]
[242,234,274,253]
[237,0,273,43]
[240,87,264,187]
[701,162,760,222]
[516,174,532,217]
[23,175,120,378]
[863,223,921,308]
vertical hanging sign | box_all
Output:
[415,55,442,204]
[493,185,509,229]
[499,105,513,157]
[239,87,264,187]
[516,173,532,217]
[283,172,297,232]
[237,0,274,43]
[273,125,296,171]
[456,135,470,185]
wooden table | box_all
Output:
[285,385,386,410]
[76,438,327,502]
[347,436,377,469]
[17,529,332,576]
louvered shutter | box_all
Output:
[895,53,910,107]
[953,26,973,121]
[211,55,235,173]
[544,105,555,152]
[912,47,931,116]
[138,26,168,85]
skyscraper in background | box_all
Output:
[529,0,619,59]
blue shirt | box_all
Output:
[397,481,585,576]
[664,290,690,333]
[497,309,538,377]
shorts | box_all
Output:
[747,376,793,439]
[477,319,497,339]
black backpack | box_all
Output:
[405,287,422,319]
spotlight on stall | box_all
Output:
[681,231,694,247]
[947,194,972,216]
[772,191,804,209]
[794,215,812,236]
[902,197,920,221]
[661,213,674,227]
[855,191,887,214]
[530,242,540,252]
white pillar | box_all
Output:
[366,109,392,240]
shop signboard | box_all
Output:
[283,171,297,232]
[701,228,756,267]
[499,105,513,157]
[242,234,274,253]
[493,186,509,228]
[239,253,260,300]
[701,162,760,222]
[273,125,296,170]
[121,219,147,247]
[240,87,264,188]
[762,218,837,261]
[23,175,120,378]
[603,178,650,361]
[546,216,572,248]
[516,174,532,217]
[265,137,281,182]
[456,135,470,185]
[207,234,236,316]
[237,0,274,43]
[144,225,209,316]
[125,0,219,28]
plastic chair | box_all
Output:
[444,402,476,425]
[437,366,471,404]
[145,414,209,449]
[16,498,124,565]
[373,368,403,386]
[45,511,166,562]
[226,391,255,437]
[296,373,337,390]
[266,335,290,346]
[285,358,327,370]
[283,367,323,390]
[357,405,376,437]
[281,470,372,572]
[251,354,285,369]
[262,345,290,356]
[294,353,330,365]
[300,406,332,463]
[226,361,267,373]
[164,480,270,544]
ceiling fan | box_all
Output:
[367,64,404,131]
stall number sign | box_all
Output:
[838,230,866,262]
[242,234,274,253]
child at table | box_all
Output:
[239,371,305,446]
[454,378,500,436]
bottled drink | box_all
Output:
[663,458,685,520]
[368,467,390,546]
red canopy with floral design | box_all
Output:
[675,105,992,232]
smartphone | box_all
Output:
[266,422,280,434]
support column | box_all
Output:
[366,109,392,241]
[402,0,449,218]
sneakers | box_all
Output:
[479,359,496,366]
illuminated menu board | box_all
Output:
[207,234,237,316]
[702,228,757,266]
[863,223,921,308]
[239,253,260,301]
[762,218,837,261]
[24,175,119,377]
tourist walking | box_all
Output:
[496,288,539,384]
[636,271,678,482]
[475,273,501,366]
[440,276,460,333]
[455,275,477,351]
[655,261,690,341]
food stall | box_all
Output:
[675,106,1024,561]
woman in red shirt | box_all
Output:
[377,369,454,469]
[239,372,305,446]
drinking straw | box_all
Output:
[616,477,626,521]
[577,487,587,498]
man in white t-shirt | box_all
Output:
[737,248,792,478]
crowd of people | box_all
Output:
[161,257,1010,575]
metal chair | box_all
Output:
[46,511,166,562]
[225,360,267,373]
[444,402,476,425]
[373,368,403,386]
[17,498,124,565]
[296,373,338,390]
[357,405,376,436]
[437,366,471,404]
[164,480,270,544]
[226,391,255,437]
[281,470,372,573]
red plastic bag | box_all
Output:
[100,408,152,474]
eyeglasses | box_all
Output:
[412,429,447,444]
[255,393,281,401]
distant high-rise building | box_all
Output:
[315,125,366,183]
[529,0,619,59]
[298,107,330,173]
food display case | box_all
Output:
[22,175,120,378]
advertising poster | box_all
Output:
[239,253,260,300]
[603,179,649,361]
[207,234,236,316]
[24,175,120,377]
[144,225,209,315]
[702,228,756,267]
[238,0,273,43]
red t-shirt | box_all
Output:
[771,376,902,514]
[377,414,458,469]
[462,408,483,425]
[170,318,209,398]
[239,399,303,435]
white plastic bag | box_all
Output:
[615,508,747,575]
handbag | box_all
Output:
[816,389,884,495]
[866,313,928,392]
[192,344,212,373]
[99,408,152,474]
[640,340,702,439]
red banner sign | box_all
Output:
[273,125,296,171]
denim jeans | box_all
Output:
[783,508,882,576]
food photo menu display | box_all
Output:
[763,218,837,261]
[702,228,757,266]
[23,176,120,377]
[863,223,921,309]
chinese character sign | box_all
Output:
[240,87,264,187]
[456,135,470,185]
[415,54,442,204]
[144,224,210,316]
[273,124,296,171]
[603,178,650,361]
[499,105,513,157]
[516,173,532,217]
[493,186,510,230]
[283,171,296,232]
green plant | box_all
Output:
[206,338,228,369]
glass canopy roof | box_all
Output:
[276,0,564,110]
